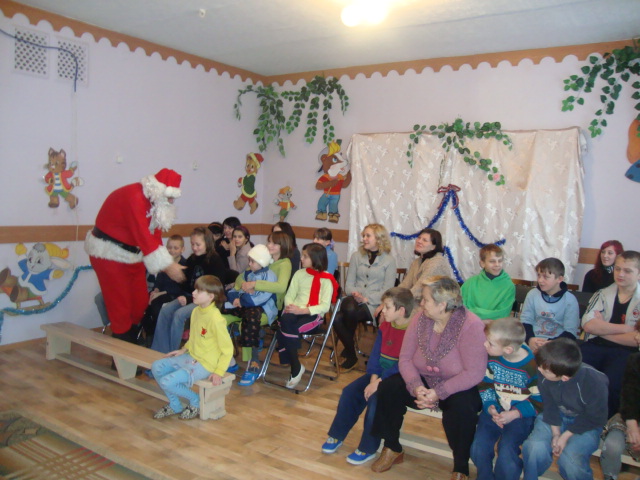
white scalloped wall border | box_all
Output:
[0,0,634,87]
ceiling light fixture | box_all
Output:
[341,0,389,27]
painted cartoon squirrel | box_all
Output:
[315,141,351,223]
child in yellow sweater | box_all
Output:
[151,275,233,420]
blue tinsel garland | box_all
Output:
[0,265,93,343]
[391,186,506,283]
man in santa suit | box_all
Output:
[85,168,186,342]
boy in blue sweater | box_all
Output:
[471,317,542,480]
[522,338,609,480]
[223,244,277,386]
[521,258,580,353]
[313,227,338,275]
[321,287,414,465]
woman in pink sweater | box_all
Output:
[370,276,487,480]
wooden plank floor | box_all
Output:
[0,332,635,480]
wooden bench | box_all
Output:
[400,408,639,479]
[41,321,234,420]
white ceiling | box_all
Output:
[9,0,640,76]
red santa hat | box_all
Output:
[154,168,182,197]
[142,168,182,202]
[247,153,264,170]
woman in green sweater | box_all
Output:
[226,231,293,383]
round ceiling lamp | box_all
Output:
[341,0,389,27]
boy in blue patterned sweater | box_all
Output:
[471,317,542,480]
[321,287,414,465]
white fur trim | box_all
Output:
[164,186,181,198]
[84,231,142,264]
[143,246,173,274]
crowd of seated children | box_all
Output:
[520,258,580,353]
[272,222,301,275]
[223,244,277,386]
[228,225,252,276]
[134,216,640,480]
[333,224,397,372]
[150,227,227,355]
[471,318,541,480]
[275,243,338,389]
[522,338,609,480]
[461,244,515,324]
[140,235,187,344]
[151,275,233,420]
[581,250,640,418]
[313,227,338,276]
[583,240,624,293]
[322,287,414,465]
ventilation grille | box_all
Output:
[56,38,88,85]
[13,27,49,78]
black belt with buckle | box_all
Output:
[92,227,141,255]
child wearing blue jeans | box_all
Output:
[471,318,542,480]
[322,287,414,465]
[151,275,233,420]
[522,338,609,480]
[223,244,278,386]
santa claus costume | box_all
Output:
[85,168,182,340]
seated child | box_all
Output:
[223,244,278,386]
[461,244,515,323]
[600,331,640,480]
[322,287,414,465]
[520,258,580,353]
[276,243,338,389]
[314,227,338,275]
[522,338,609,480]
[581,250,640,418]
[141,235,186,342]
[151,275,233,420]
[470,318,542,480]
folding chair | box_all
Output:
[261,297,342,393]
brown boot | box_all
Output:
[450,473,468,480]
[315,212,327,221]
[48,195,59,208]
[371,447,404,473]
[66,193,78,209]
[233,197,246,210]
[249,200,258,214]
[328,213,340,223]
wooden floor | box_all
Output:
[0,331,635,480]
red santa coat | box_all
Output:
[85,183,173,334]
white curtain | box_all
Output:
[346,128,586,283]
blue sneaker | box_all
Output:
[346,449,376,465]
[238,362,260,386]
[321,437,343,454]
[227,363,239,373]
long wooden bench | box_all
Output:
[41,321,234,420]
[400,407,640,479]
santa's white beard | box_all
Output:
[148,197,177,232]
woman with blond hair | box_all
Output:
[333,224,397,372]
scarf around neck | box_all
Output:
[306,268,339,306]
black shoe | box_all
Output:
[340,357,358,372]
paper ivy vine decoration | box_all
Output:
[405,118,512,185]
[560,41,640,138]
[233,76,349,156]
